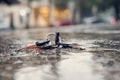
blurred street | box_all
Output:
[0,24,120,80]
[0,0,120,80]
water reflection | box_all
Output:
[14,48,61,80]
[14,50,103,80]
[58,52,103,80]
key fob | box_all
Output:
[58,43,72,48]
[55,32,60,45]
[36,40,50,46]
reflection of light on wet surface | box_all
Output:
[14,64,59,80]
[14,52,104,80]
[58,52,103,80]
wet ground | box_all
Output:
[0,25,120,80]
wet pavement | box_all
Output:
[0,25,120,80]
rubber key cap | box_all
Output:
[36,40,50,46]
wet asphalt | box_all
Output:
[0,24,120,80]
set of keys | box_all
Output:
[17,32,85,52]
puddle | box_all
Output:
[12,40,104,80]
[14,52,104,80]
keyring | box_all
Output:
[46,32,61,45]
[46,33,56,45]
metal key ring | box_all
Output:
[46,33,55,40]
[46,33,56,44]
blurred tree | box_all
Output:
[97,0,113,11]
[79,0,114,18]
[0,0,19,5]
[113,0,120,21]
[54,0,69,10]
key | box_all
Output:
[36,40,50,46]
[58,43,72,48]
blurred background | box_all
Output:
[0,1,120,80]
[0,0,120,29]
